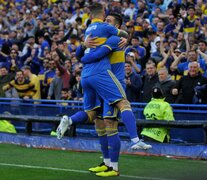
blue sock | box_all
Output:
[71,111,88,124]
[121,110,138,139]
[99,135,109,159]
[107,133,121,162]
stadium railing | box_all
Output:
[0,113,207,144]
[0,98,207,144]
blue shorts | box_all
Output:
[81,70,126,112]
[102,80,125,119]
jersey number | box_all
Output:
[145,113,157,120]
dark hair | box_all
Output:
[198,40,207,46]
[108,12,123,27]
[62,88,69,92]
[0,65,8,70]
[89,2,103,16]
[132,35,139,40]
[152,86,164,99]
[21,65,31,71]
[147,30,156,36]
[188,5,195,11]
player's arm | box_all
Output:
[81,46,111,64]
[81,36,119,64]
[106,24,128,38]
[118,30,128,38]
[76,44,86,60]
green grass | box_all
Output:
[0,143,207,180]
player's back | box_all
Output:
[85,19,119,49]
[82,19,119,78]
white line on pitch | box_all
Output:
[0,163,169,180]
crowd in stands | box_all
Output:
[0,0,207,104]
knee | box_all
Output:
[86,111,97,122]
[116,99,131,112]
[104,119,118,136]
[95,118,106,136]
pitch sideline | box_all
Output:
[0,162,168,180]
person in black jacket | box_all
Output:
[142,62,159,102]
[155,67,177,103]
[125,62,142,102]
[172,61,207,104]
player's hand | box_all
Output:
[118,37,127,49]
[84,34,99,48]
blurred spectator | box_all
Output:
[72,72,83,101]
[2,70,36,99]
[141,86,174,143]
[147,30,160,54]
[172,61,207,104]
[125,62,142,102]
[43,59,56,98]
[54,51,71,91]
[0,65,15,97]
[38,58,50,99]
[22,65,41,100]
[61,88,73,101]
[183,6,201,34]
[175,32,187,52]
[38,34,50,58]
[23,47,40,75]
[155,67,177,103]
[151,38,163,63]
[125,36,146,59]
[0,48,31,71]
[142,62,159,102]
[171,49,207,76]
[126,52,141,74]
[47,67,63,100]
[164,15,178,37]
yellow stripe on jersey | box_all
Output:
[91,18,103,23]
[93,37,107,46]
[47,78,53,84]
[134,25,143,31]
[184,27,198,33]
[108,51,125,64]
[107,70,126,98]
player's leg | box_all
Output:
[89,117,110,173]
[96,119,120,177]
[57,77,100,139]
[89,70,151,149]
[115,99,152,149]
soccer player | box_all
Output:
[57,3,152,176]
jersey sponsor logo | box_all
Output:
[85,25,97,33]
[107,111,112,115]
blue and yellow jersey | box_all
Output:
[85,18,120,47]
[105,36,125,88]
[81,36,125,88]
[183,15,199,33]
[82,18,120,78]
[134,23,143,37]
[44,70,55,86]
